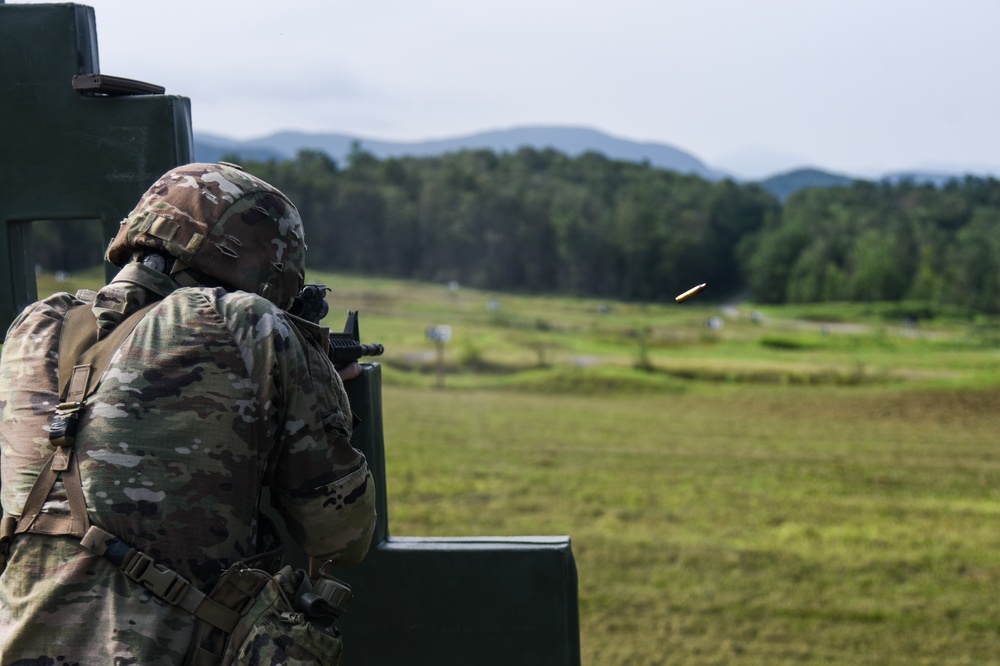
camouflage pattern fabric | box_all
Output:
[106,162,307,310]
[0,263,376,664]
[201,564,344,665]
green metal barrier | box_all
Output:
[0,2,192,333]
[287,365,582,664]
[1,4,581,663]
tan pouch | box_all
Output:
[189,564,345,666]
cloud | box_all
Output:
[14,0,1000,174]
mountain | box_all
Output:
[711,146,814,181]
[759,168,856,201]
[194,126,727,180]
[194,135,285,164]
[194,126,995,199]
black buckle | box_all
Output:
[49,402,83,448]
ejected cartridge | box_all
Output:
[674,283,707,303]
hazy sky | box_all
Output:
[17,0,1000,178]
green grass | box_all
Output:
[381,385,1000,665]
[25,268,1000,664]
[323,273,1000,665]
[315,271,1000,391]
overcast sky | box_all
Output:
[18,0,1000,178]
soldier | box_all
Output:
[0,163,376,664]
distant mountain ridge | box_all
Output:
[194,126,992,198]
[759,168,855,202]
[195,126,727,181]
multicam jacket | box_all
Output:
[0,264,376,664]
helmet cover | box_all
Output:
[106,162,306,308]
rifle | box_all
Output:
[288,284,384,369]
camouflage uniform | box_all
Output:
[0,165,376,664]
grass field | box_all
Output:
[380,385,999,664]
[29,268,1000,664]
[319,273,1000,665]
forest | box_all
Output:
[35,146,1000,313]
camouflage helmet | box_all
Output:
[106,162,306,309]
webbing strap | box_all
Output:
[56,305,100,399]
[13,300,159,540]
[82,526,241,633]
[59,300,160,402]
[14,449,88,538]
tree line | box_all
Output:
[35,146,1000,313]
[742,178,1000,313]
[242,147,1000,313]
[241,146,777,302]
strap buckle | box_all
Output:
[122,549,192,605]
[49,401,85,450]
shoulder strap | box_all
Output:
[57,304,100,397]
[59,300,160,403]
[14,300,159,539]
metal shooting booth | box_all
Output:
[0,4,581,664]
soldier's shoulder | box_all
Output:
[5,291,80,336]
[36,291,82,311]
[209,288,308,348]
[164,286,283,319]
[212,287,271,307]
